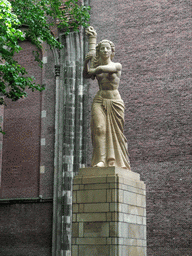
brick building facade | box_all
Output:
[0,0,191,255]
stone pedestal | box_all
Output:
[72,167,146,256]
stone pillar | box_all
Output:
[52,30,88,256]
[72,167,146,256]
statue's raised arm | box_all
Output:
[84,27,131,170]
[83,26,97,79]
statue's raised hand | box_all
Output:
[85,50,96,63]
[85,26,97,37]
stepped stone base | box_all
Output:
[72,167,146,256]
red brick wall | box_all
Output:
[0,41,55,256]
[0,201,52,256]
[0,41,56,199]
[89,0,192,255]
[0,41,42,198]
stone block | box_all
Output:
[124,178,137,188]
[73,185,79,190]
[143,225,147,240]
[128,205,139,215]
[107,175,118,183]
[110,182,117,189]
[129,224,140,239]
[110,202,120,212]
[129,246,146,256]
[111,189,118,202]
[111,237,124,245]
[79,222,84,237]
[84,203,109,213]
[72,213,77,222]
[137,188,145,195]
[119,222,129,238]
[135,181,146,190]
[107,189,112,202]
[73,177,82,184]
[77,190,106,203]
[72,204,78,213]
[117,176,124,184]
[79,245,109,256]
[137,206,145,216]
[126,185,137,193]
[72,167,146,255]
[72,223,79,237]
[137,239,143,246]
[119,189,124,203]
[84,222,109,237]
[122,246,129,256]
[71,238,76,245]
[107,212,112,221]
[119,212,124,222]
[136,215,143,225]
[129,224,144,239]
[80,185,84,190]
[109,245,118,256]
[72,191,77,203]
[111,212,118,221]
[82,176,107,184]
[109,222,118,237]
[137,194,146,207]
[77,213,106,222]
[84,183,110,190]
[107,238,112,244]
[121,203,128,213]
[71,245,78,256]
[124,190,137,205]
[76,237,107,244]
[127,238,137,246]
[78,167,140,180]
[124,213,137,224]
[79,204,84,213]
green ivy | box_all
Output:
[0,0,90,133]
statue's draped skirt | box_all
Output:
[91,93,131,170]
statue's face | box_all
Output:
[99,42,112,59]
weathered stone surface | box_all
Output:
[72,167,146,255]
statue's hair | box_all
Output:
[93,40,115,68]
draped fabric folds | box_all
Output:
[91,92,131,170]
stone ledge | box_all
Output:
[78,167,140,181]
[0,197,53,204]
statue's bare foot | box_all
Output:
[93,161,105,167]
[108,159,115,167]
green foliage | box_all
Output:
[0,0,90,104]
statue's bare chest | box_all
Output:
[96,72,117,82]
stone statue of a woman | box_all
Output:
[83,27,131,170]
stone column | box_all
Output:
[72,167,146,256]
[52,29,88,256]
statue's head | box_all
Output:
[96,40,115,60]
